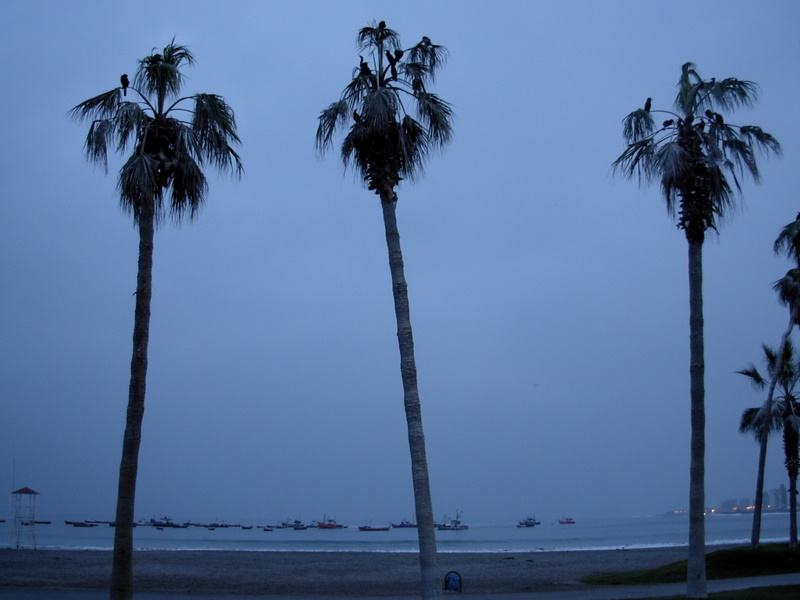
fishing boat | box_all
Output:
[316,517,346,529]
[66,521,97,528]
[517,516,541,528]
[359,524,390,531]
[437,510,468,531]
[558,517,576,525]
[391,519,417,528]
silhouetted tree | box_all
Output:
[316,21,453,599]
[613,62,779,598]
[739,339,800,547]
[70,40,242,600]
[739,214,800,548]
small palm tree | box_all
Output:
[316,21,453,599]
[613,62,780,598]
[740,265,800,549]
[739,340,800,547]
[70,40,242,600]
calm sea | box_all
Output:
[1,513,793,553]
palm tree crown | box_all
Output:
[613,62,780,242]
[70,40,243,226]
[739,340,800,546]
[315,21,453,199]
[739,342,797,442]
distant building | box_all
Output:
[771,484,788,509]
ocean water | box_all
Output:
[1,512,794,553]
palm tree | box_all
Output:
[739,340,800,547]
[739,220,800,549]
[70,40,242,600]
[613,62,780,598]
[315,21,453,599]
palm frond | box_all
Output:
[357,21,400,52]
[706,78,759,112]
[414,91,453,148]
[69,88,122,122]
[118,153,162,224]
[407,36,448,81]
[704,163,736,218]
[398,115,428,180]
[315,99,350,153]
[169,152,207,221]
[134,40,194,104]
[115,102,150,154]
[739,407,770,440]
[741,404,783,439]
[612,138,658,183]
[361,87,400,129]
[773,269,800,310]
[739,125,782,157]
[774,214,800,264]
[675,62,703,115]
[737,366,767,389]
[83,119,115,172]
[720,133,759,183]
[190,93,243,175]
[622,109,656,143]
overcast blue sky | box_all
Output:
[1,0,799,525]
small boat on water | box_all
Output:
[316,517,347,529]
[437,510,468,531]
[66,521,97,528]
[359,525,390,531]
[517,516,541,528]
[391,519,417,528]
[559,517,576,525]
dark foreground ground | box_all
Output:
[1,546,697,596]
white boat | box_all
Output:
[437,510,468,531]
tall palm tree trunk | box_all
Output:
[787,427,798,547]
[110,203,154,600]
[686,239,707,599]
[380,195,440,599]
[750,312,795,549]
[750,438,768,549]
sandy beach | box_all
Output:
[0,546,702,596]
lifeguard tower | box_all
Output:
[11,487,39,549]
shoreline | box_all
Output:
[0,545,711,596]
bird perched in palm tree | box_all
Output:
[315,21,453,600]
[120,73,129,96]
[613,62,780,599]
[70,40,242,600]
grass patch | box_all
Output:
[581,544,800,586]
[637,585,800,600]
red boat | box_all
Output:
[316,517,346,529]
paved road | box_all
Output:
[1,573,799,599]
